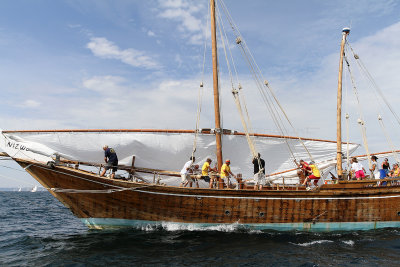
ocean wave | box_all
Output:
[342,240,355,246]
[290,240,334,246]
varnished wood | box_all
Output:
[210,0,223,171]
[336,29,349,177]
[16,158,400,228]
[2,129,350,144]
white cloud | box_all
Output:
[20,99,41,108]
[87,37,160,69]
[159,0,189,10]
[147,30,155,37]
[174,54,183,67]
[157,0,205,44]
[67,24,82,29]
[82,75,128,95]
[159,8,201,32]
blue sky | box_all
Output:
[1,0,400,187]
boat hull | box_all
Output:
[18,159,400,232]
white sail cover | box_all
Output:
[0,130,359,185]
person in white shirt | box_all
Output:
[180,156,195,187]
[369,155,380,179]
[351,157,366,180]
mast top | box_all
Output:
[342,27,350,34]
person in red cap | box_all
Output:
[220,159,235,188]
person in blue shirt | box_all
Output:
[100,145,118,179]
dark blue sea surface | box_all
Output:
[1,191,400,266]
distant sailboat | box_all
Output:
[18,187,22,192]
[31,186,37,192]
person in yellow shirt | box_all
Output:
[389,163,400,177]
[302,161,321,187]
[220,159,235,188]
[201,158,217,188]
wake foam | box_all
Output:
[130,221,263,234]
[290,240,334,247]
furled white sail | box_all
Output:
[0,130,359,185]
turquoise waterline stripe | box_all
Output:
[81,218,400,232]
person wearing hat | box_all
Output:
[100,145,118,179]
[220,159,235,188]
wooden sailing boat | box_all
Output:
[1,1,400,231]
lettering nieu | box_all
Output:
[7,141,29,152]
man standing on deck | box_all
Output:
[220,159,236,188]
[100,145,118,179]
[252,153,266,190]
[180,156,195,187]
[201,158,217,188]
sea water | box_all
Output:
[1,191,400,266]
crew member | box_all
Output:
[382,158,390,177]
[389,163,400,177]
[190,164,201,188]
[180,156,195,187]
[351,157,366,180]
[220,159,235,188]
[370,155,379,179]
[294,159,311,185]
[201,158,217,188]
[302,161,321,187]
[100,145,118,179]
[252,153,265,190]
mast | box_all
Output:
[210,0,223,170]
[336,28,350,178]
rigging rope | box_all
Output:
[231,89,257,157]
[377,115,400,163]
[347,41,400,163]
[344,51,372,169]
[343,61,351,171]
[219,2,293,155]
[216,2,259,158]
[218,0,318,172]
[347,43,400,126]
[191,7,210,157]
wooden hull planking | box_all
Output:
[17,159,400,231]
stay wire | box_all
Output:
[216,3,259,159]
[192,8,209,158]
[344,49,372,169]
[219,0,314,167]
[347,41,400,163]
